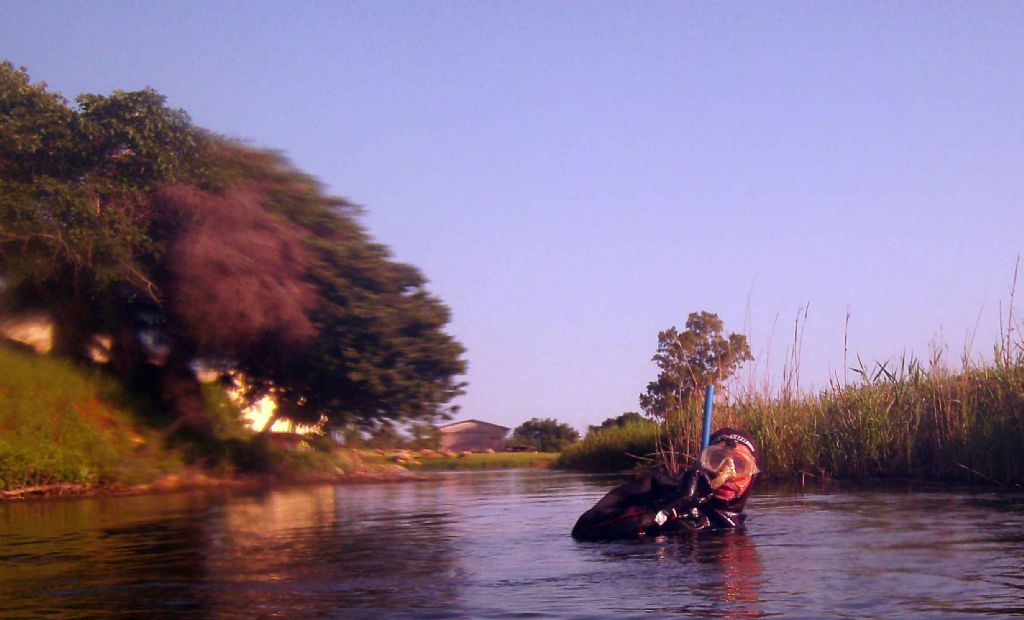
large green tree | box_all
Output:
[1,65,208,358]
[0,62,466,436]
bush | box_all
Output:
[556,420,659,472]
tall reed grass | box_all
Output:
[563,300,1024,485]
[720,358,1024,484]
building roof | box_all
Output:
[438,419,510,433]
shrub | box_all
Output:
[556,420,659,472]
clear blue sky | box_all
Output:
[5,1,1023,432]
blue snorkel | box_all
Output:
[700,384,714,450]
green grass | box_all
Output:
[0,344,181,489]
[406,451,560,470]
[0,343,345,491]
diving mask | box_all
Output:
[700,443,759,479]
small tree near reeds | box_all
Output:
[639,311,752,474]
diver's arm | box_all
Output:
[571,470,712,540]
[571,503,658,540]
[571,476,660,540]
[651,469,713,522]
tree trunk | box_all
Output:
[109,324,147,387]
[49,305,91,360]
[157,345,214,439]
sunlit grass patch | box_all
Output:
[0,344,177,489]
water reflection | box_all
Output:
[615,530,764,618]
[702,532,762,617]
[1,473,1023,618]
[0,495,216,617]
[199,484,464,616]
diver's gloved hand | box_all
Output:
[654,469,713,518]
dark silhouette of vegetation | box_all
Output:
[406,422,442,450]
[511,418,580,452]
[0,62,466,440]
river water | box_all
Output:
[1,469,1023,618]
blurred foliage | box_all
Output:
[0,62,466,439]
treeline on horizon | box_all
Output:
[560,311,1024,487]
[0,62,467,449]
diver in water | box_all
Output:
[571,428,760,541]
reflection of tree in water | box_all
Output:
[0,486,465,617]
[197,483,464,616]
[0,493,215,617]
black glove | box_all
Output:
[654,469,713,516]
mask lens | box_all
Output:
[732,456,754,476]
[700,445,758,476]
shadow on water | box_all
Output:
[1,470,1023,618]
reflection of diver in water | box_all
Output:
[571,428,760,541]
[711,531,763,615]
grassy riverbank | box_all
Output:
[404,451,559,470]
[559,357,1024,486]
[0,343,560,498]
[0,344,408,496]
[0,345,179,491]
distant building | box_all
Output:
[438,419,510,452]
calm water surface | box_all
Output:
[1,470,1023,618]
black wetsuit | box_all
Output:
[571,468,747,541]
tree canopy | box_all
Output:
[0,62,467,435]
[639,311,752,421]
[586,411,648,435]
[511,418,580,452]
